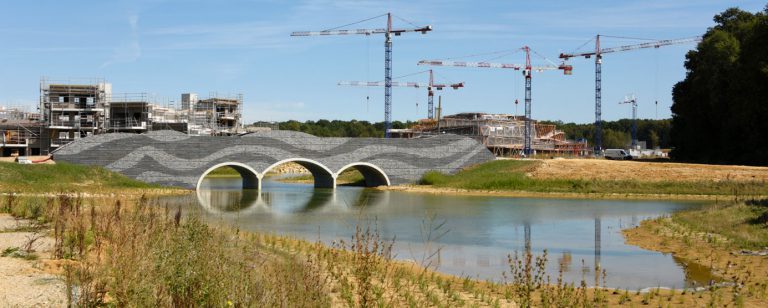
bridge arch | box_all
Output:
[336,162,391,187]
[263,158,336,189]
[196,162,260,191]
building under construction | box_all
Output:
[39,78,112,148]
[0,106,46,157]
[0,78,245,157]
[185,93,243,135]
[392,112,589,156]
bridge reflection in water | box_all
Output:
[194,177,391,217]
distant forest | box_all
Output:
[253,120,415,138]
[540,119,671,150]
[253,118,671,149]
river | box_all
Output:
[158,176,712,290]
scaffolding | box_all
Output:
[0,106,44,156]
[188,93,243,135]
[418,112,589,157]
[39,77,110,147]
[107,93,150,132]
[2,77,248,157]
[149,101,189,133]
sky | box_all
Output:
[0,0,765,124]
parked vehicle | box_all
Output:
[604,149,633,160]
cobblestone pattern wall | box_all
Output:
[53,130,495,189]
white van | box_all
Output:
[604,149,632,160]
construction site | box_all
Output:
[390,113,589,156]
[1,15,701,159]
[0,78,244,157]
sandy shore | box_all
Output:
[377,184,750,201]
[0,214,66,307]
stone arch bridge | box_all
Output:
[52,130,495,190]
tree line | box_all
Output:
[541,119,672,150]
[255,118,671,150]
[254,120,415,138]
[671,6,768,165]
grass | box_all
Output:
[278,168,366,186]
[0,161,165,193]
[419,160,768,197]
[1,246,38,260]
[203,166,241,177]
[671,200,768,250]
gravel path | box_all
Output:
[0,214,66,307]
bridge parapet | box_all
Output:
[53,130,495,190]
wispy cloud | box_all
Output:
[146,22,296,50]
[101,12,142,68]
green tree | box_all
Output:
[601,128,631,149]
[649,130,660,149]
[671,6,768,165]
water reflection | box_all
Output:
[196,177,390,216]
[166,177,717,289]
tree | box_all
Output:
[649,130,660,149]
[671,7,768,165]
[540,119,673,149]
[601,129,631,149]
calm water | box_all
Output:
[159,177,711,290]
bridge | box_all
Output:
[53,130,495,190]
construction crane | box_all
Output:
[419,46,572,155]
[338,70,464,120]
[559,35,702,155]
[619,95,638,148]
[291,13,432,138]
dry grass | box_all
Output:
[531,158,768,183]
[420,160,768,197]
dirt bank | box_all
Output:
[623,216,768,306]
[378,184,735,201]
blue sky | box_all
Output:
[0,0,765,124]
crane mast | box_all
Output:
[419,46,571,155]
[428,70,435,119]
[292,13,432,138]
[523,46,533,154]
[384,15,393,136]
[560,35,701,155]
[595,35,603,155]
[620,95,638,148]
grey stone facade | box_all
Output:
[52,130,495,190]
